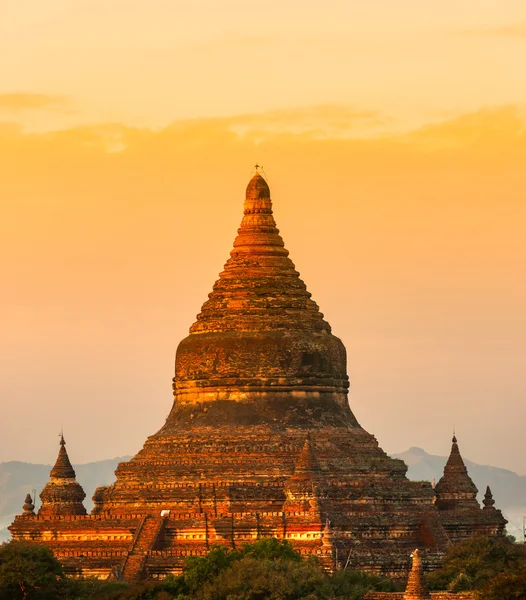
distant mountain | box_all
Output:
[0,457,131,542]
[1,449,524,543]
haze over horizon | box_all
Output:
[1,1,525,475]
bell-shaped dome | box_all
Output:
[163,172,356,432]
[245,171,270,199]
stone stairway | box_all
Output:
[418,511,451,550]
[122,515,165,581]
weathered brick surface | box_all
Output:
[38,436,87,517]
[9,173,506,582]
[434,437,506,541]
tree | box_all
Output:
[194,555,330,600]
[88,580,170,600]
[171,538,303,597]
[0,541,65,600]
[479,563,526,600]
[329,569,397,599]
[237,538,302,562]
[165,538,396,600]
[427,536,524,593]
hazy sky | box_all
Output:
[1,2,525,477]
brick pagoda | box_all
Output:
[9,171,507,581]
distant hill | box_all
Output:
[0,457,131,542]
[1,449,524,543]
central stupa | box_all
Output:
[92,171,441,572]
[167,171,355,429]
[10,171,506,581]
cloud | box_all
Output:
[459,22,526,39]
[0,93,73,113]
[163,105,388,142]
[403,105,526,150]
[1,104,525,156]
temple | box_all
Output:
[9,171,506,581]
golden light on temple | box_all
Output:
[9,174,506,581]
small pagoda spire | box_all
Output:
[404,549,430,600]
[320,518,336,570]
[293,435,321,478]
[284,435,325,515]
[321,519,333,549]
[50,433,76,479]
[434,434,478,511]
[39,433,87,517]
[285,436,322,494]
[483,486,496,511]
[22,493,35,516]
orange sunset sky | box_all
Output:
[1,1,525,475]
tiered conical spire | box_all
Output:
[319,519,335,570]
[38,435,87,517]
[321,519,333,549]
[189,171,330,334]
[483,486,496,511]
[284,436,325,518]
[434,435,479,511]
[50,434,76,478]
[404,549,430,600]
[285,436,322,494]
[292,435,320,476]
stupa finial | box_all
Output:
[245,170,270,200]
[483,486,496,510]
[22,493,35,516]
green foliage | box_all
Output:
[0,537,398,600]
[427,536,526,598]
[237,538,302,562]
[167,538,395,600]
[0,541,141,600]
[60,576,127,599]
[88,580,169,600]
[478,563,526,600]
[194,555,330,600]
[329,569,396,599]
[178,545,239,595]
[172,538,303,597]
[0,541,65,600]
